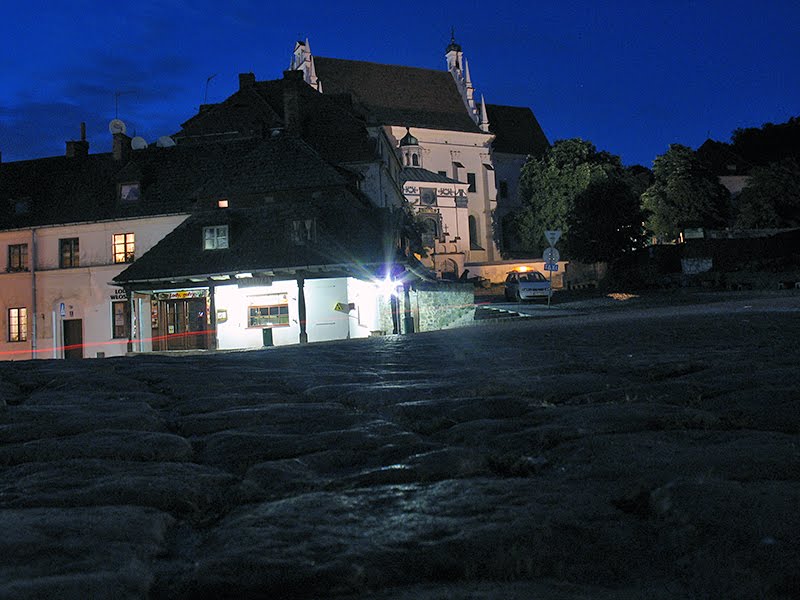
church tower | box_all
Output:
[445,31,482,126]
[399,128,422,167]
[291,39,321,92]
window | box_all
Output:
[411,154,419,166]
[248,304,290,328]
[203,225,229,250]
[498,180,509,199]
[112,233,135,264]
[217,199,229,208]
[437,170,447,177]
[8,244,28,272]
[8,307,27,342]
[469,215,483,250]
[291,219,316,245]
[59,238,79,268]
[419,188,437,206]
[14,198,30,215]
[111,301,130,339]
[421,217,439,248]
[467,172,476,193]
[119,183,140,203]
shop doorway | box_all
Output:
[63,319,83,359]
[152,295,210,351]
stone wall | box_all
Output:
[375,282,475,335]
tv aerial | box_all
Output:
[131,136,148,150]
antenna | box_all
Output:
[114,91,135,119]
[204,74,217,104]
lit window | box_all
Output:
[111,301,129,339]
[8,244,28,272]
[203,225,229,250]
[467,172,476,193]
[8,307,27,342]
[119,183,140,203]
[217,199,229,208]
[248,304,290,328]
[59,238,79,268]
[112,233,135,263]
[291,219,316,245]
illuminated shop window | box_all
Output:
[112,233,135,263]
[248,304,290,328]
[111,301,129,339]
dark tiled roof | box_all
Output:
[0,134,349,230]
[486,104,549,156]
[114,196,393,284]
[313,57,483,134]
[400,168,462,185]
[176,77,378,165]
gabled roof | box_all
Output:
[0,133,350,230]
[486,104,549,156]
[400,167,463,185]
[176,76,378,165]
[313,57,484,134]
[114,195,392,285]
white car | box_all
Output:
[504,270,551,301]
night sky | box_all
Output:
[1,0,798,167]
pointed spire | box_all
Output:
[479,95,490,132]
[305,37,312,58]
[465,59,473,88]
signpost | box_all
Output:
[543,230,562,308]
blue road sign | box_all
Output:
[544,263,559,271]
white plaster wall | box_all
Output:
[214,277,361,350]
[346,277,381,339]
[0,214,188,360]
[387,126,499,262]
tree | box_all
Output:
[732,116,800,167]
[735,158,800,229]
[642,144,730,240]
[565,177,646,263]
[510,139,623,255]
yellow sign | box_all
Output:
[334,302,355,313]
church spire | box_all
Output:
[479,95,490,133]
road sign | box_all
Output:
[542,247,560,263]
[544,263,559,271]
[544,230,562,247]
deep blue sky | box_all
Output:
[1,0,798,167]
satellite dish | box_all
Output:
[156,135,176,148]
[131,136,148,150]
[108,119,127,135]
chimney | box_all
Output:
[282,70,304,136]
[238,72,256,90]
[113,132,132,162]
[66,121,90,158]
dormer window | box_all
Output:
[119,183,140,203]
[203,225,229,250]
[13,198,31,215]
[217,199,229,208]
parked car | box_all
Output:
[504,269,550,301]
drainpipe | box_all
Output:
[31,229,38,359]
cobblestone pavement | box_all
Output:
[1,292,799,599]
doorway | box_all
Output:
[63,319,83,359]
[154,297,210,351]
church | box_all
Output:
[289,34,549,277]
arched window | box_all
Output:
[421,218,438,248]
[411,153,419,166]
